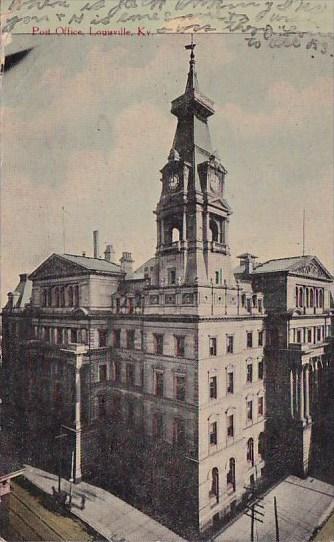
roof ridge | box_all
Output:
[62,253,121,266]
[257,255,312,267]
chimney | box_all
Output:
[93,230,99,259]
[19,273,27,282]
[104,244,115,262]
[120,252,134,275]
[238,253,257,274]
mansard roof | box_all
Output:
[29,253,122,281]
[252,255,333,281]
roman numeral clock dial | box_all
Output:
[168,173,180,192]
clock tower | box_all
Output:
[155,40,234,287]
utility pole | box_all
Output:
[244,482,265,541]
[274,496,280,542]
[302,208,305,256]
[62,206,66,253]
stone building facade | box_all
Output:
[2,45,333,535]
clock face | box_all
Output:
[168,174,180,192]
[209,171,220,193]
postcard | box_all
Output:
[1,1,333,541]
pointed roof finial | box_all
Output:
[185,34,196,65]
[184,34,198,93]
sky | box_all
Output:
[1,33,333,305]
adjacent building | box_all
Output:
[2,43,333,535]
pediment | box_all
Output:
[29,254,88,281]
[291,257,333,281]
[209,197,232,214]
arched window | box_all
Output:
[209,219,219,242]
[315,289,319,308]
[306,288,309,308]
[172,227,180,243]
[60,287,65,307]
[42,289,47,307]
[74,285,79,307]
[241,294,246,308]
[247,438,254,466]
[227,458,236,492]
[298,287,303,308]
[55,287,60,308]
[319,289,323,308]
[68,285,74,307]
[258,432,265,459]
[47,288,52,307]
[211,468,219,503]
[295,287,299,307]
[310,289,314,308]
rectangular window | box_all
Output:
[173,418,185,446]
[113,329,121,348]
[175,375,186,401]
[227,372,234,394]
[247,400,253,422]
[215,271,220,285]
[81,328,88,345]
[317,327,321,342]
[99,365,107,382]
[258,299,263,313]
[247,332,253,348]
[153,413,163,439]
[296,329,302,343]
[258,330,264,347]
[209,337,217,356]
[258,397,264,417]
[154,334,164,355]
[70,328,77,344]
[226,335,234,354]
[176,336,185,357]
[126,364,135,387]
[56,328,62,345]
[112,395,121,419]
[99,329,107,347]
[209,421,217,445]
[209,376,217,399]
[247,364,253,383]
[307,329,312,343]
[227,415,234,437]
[115,361,121,382]
[168,268,176,285]
[126,329,135,349]
[258,360,264,380]
[155,371,164,397]
[98,395,106,418]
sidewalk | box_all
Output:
[214,475,334,542]
[23,465,186,542]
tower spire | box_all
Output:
[184,35,198,93]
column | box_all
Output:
[160,218,165,246]
[74,353,82,483]
[290,369,294,418]
[305,366,310,419]
[295,369,299,418]
[299,368,304,421]
[156,218,161,248]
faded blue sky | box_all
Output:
[2,34,333,303]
